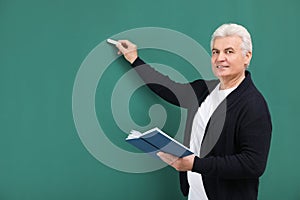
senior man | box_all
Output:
[115,23,272,200]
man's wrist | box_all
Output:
[191,156,200,173]
[131,57,145,67]
[129,56,138,64]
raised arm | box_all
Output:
[115,40,209,108]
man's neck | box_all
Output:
[219,73,245,90]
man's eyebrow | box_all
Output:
[212,47,236,52]
[224,47,235,51]
[212,47,235,51]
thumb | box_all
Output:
[116,42,127,54]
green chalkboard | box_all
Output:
[1,0,300,199]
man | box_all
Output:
[115,23,272,200]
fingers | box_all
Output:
[157,152,195,171]
[119,41,135,53]
[118,40,135,49]
[157,152,179,165]
[115,42,127,54]
[115,39,138,64]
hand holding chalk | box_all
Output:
[112,39,138,64]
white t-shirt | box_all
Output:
[188,83,236,200]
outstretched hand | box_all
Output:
[116,40,138,64]
[157,152,195,172]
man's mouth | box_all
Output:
[216,65,229,69]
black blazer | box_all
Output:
[131,57,272,200]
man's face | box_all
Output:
[211,35,252,80]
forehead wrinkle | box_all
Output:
[213,36,242,49]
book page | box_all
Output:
[126,130,142,140]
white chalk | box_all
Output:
[107,38,119,45]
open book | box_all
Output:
[126,127,193,158]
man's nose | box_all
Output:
[216,52,226,62]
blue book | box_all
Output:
[126,127,194,158]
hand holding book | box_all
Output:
[126,127,195,171]
[157,151,195,171]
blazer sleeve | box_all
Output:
[131,57,209,109]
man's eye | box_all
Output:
[212,51,218,55]
[225,50,234,54]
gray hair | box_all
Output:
[210,23,252,56]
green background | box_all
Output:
[1,0,299,199]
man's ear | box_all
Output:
[244,51,252,67]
